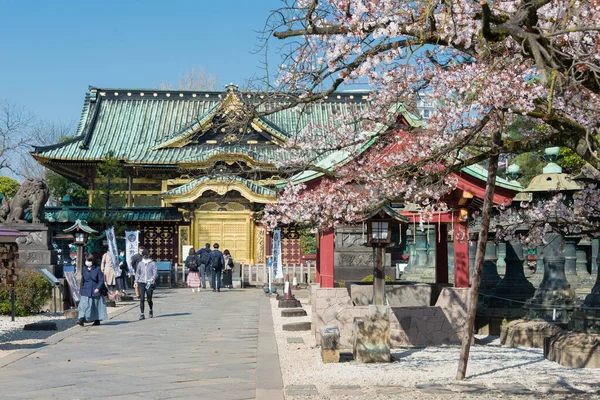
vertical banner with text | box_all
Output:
[125,230,139,275]
[106,227,120,277]
[273,229,283,280]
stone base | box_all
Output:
[320,325,340,363]
[283,321,311,331]
[282,308,307,317]
[545,332,600,368]
[105,300,117,307]
[500,319,564,348]
[476,306,525,336]
[120,295,134,302]
[525,288,579,323]
[279,299,301,308]
[353,306,390,363]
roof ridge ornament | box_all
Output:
[225,83,238,93]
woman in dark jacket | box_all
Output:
[77,254,108,326]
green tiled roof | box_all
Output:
[39,207,183,222]
[33,87,399,166]
[163,176,276,197]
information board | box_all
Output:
[64,271,81,304]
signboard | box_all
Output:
[125,230,139,274]
[40,268,60,286]
[273,229,283,279]
[64,271,81,304]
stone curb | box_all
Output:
[256,295,285,400]
[0,302,138,369]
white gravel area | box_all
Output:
[271,295,600,399]
[0,304,127,360]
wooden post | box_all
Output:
[456,130,501,380]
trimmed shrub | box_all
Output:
[361,274,393,283]
[0,270,53,316]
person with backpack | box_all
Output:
[196,243,212,290]
[185,247,202,292]
[211,243,225,292]
[222,249,234,289]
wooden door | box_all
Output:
[195,213,252,263]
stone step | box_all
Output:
[279,299,302,308]
[105,300,117,307]
[282,308,307,317]
[283,321,311,331]
[120,295,134,301]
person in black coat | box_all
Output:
[210,243,225,292]
[77,254,108,326]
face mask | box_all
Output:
[85,261,93,267]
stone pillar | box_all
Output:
[468,241,477,277]
[496,241,506,277]
[493,241,535,308]
[592,238,599,279]
[563,236,579,289]
[524,236,578,323]
[569,239,600,333]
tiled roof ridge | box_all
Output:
[163,175,276,197]
[88,86,371,101]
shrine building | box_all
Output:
[32,84,419,267]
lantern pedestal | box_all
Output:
[5,223,59,276]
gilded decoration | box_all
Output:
[256,227,266,264]
[163,180,275,204]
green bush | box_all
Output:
[298,227,317,254]
[361,274,394,283]
[0,271,53,316]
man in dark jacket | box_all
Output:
[210,243,225,292]
[196,243,213,289]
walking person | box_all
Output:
[130,246,145,298]
[101,247,116,295]
[116,249,128,295]
[135,249,157,320]
[77,254,108,326]
[196,243,212,289]
[211,243,225,292]
[222,249,234,289]
[185,247,202,292]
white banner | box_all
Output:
[106,227,120,277]
[125,230,139,275]
[273,229,283,279]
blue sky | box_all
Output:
[0,0,283,128]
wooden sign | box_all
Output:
[64,271,81,304]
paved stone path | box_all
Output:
[0,289,283,400]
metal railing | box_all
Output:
[239,262,316,287]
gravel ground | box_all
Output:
[0,304,127,360]
[271,295,600,400]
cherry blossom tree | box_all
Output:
[257,0,600,379]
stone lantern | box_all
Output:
[64,220,97,281]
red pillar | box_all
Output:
[454,220,470,288]
[318,229,335,288]
[435,224,449,284]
